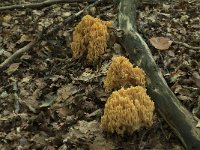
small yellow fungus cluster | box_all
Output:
[71,15,112,63]
[101,86,154,135]
[104,56,146,92]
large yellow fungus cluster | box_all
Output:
[71,15,112,63]
[70,16,154,136]
[104,56,146,92]
[101,86,154,135]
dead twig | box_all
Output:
[0,0,104,71]
[0,0,96,11]
[13,81,21,114]
[0,39,40,71]
[173,41,200,50]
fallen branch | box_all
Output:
[0,39,39,71]
[0,0,104,71]
[0,0,96,11]
[118,0,200,149]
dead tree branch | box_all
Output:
[118,0,200,149]
[0,0,96,11]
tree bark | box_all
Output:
[117,0,200,149]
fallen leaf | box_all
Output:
[0,49,12,57]
[0,91,8,98]
[90,135,116,150]
[56,107,71,118]
[31,133,47,148]
[6,63,20,75]
[192,96,200,117]
[173,144,184,150]
[21,76,32,83]
[5,132,21,141]
[149,37,172,50]
[170,73,181,83]
[63,120,101,143]
[20,89,41,113]
[40,93,56,108]
[177,95,192,101]
[196,120,200,128]
[3,15,12,22]
[175,1,190,9]
[76,68,96,82]
[192,72,200,88]
[50,75,64,82]
[43,146,56,150]
[0,132,6,138]
[62,12,71,17]
[167,50,175,57]
[16,34,32,44]
[56,84,80,103]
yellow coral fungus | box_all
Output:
[104,56,146,92]
[71,15,112,63]
[101,86,154,135]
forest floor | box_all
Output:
[0,0,199,149]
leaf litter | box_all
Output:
[0,0,199,149]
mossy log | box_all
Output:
[117,0,200,149]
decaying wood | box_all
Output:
[118,0,200,149]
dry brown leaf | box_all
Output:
[196,120,200,128]
[149,37,172,50]
[56,84,79,103]
[177,95,192,101]
[21,76,32,83]
[76,68,96,82]
[192,71,200,88]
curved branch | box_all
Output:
[118,0,200,149]
[0,0,96,11]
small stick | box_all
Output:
[13,81,22,114]
[0,39,39,71]
[173,41,200,50]
[0,0,96,11]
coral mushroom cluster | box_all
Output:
[101,86,155,135]
[104,56,146,92]
[71,16,154,136]
[71,15,112,63]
